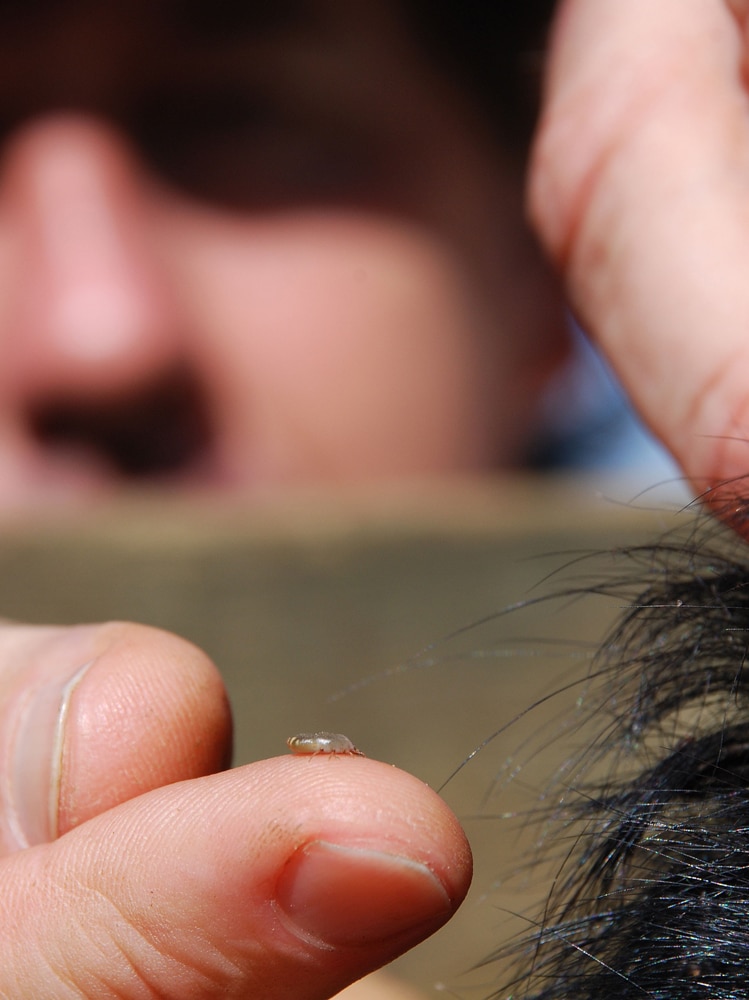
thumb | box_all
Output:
[3,757,472,999]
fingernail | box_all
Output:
[276,841,452,948]
[7,659,95,847]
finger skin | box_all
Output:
[58,622,232,833]
[530,0,749,502]
[0,621,232,851]
[1,757,472,999]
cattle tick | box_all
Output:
[286,732,364,756]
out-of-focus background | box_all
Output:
[0,474,689,995]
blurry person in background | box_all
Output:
[0,0,565,511]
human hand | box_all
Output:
[530,0,749,506]
[0,621,471,998]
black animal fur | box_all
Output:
[500,510,749,999]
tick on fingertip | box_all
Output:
[286,731,364,756]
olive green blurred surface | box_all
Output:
[0,475,689,996]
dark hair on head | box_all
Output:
[499,505,749,999]
[400,0,556,147]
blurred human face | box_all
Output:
[0,0,565,508]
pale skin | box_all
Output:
[529,0,749,509]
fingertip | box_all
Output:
[272,755,472,909]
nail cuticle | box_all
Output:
[7,659,95,847]
[47,659,95,839]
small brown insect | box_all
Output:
[286,732,364,756]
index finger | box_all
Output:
[0,756,471,1000]
[530,0,749,510]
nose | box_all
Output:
[2,114,180,397]
[0,114,211,495]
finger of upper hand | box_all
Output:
[530,0,749,499]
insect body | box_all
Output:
[286,732,364,756]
